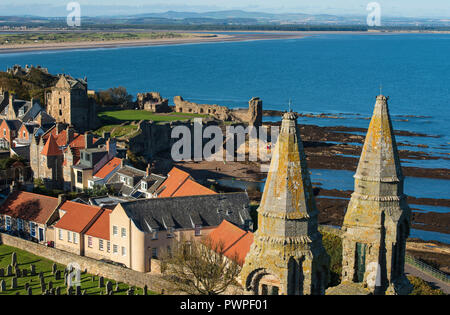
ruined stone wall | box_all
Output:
[0,232,167,293]
[137,92,170,113]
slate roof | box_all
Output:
[4,120,22,131]
[119,192,251,233]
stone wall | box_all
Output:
[0,232,167,293]
[137,92,170,113]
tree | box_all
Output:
[160,237,242,295]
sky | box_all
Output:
[1,0,449,18]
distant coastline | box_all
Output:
[0,30,449,54]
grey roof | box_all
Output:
[5,120,22,131]
[143,174,166,194]
[21,103,43,122]
[10,145,30,161]
[89,195,131,208]
[119,192,251,233]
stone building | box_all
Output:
[240,111,330,295]
[327,95,412,295]
[46,75,98,132]
[137,92,170,113]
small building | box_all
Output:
[156,167,215,198]
[88,157,122,189]
[109,192,252,272]
[0,191,62,243]
[0,119,22,149]
[84,209,113,261]
[53,200,103,256]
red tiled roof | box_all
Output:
[94,157,122,179]
[85,209,112,240]
[43,128,86,164]
[157,167,190,198]
[41,134,62,156]
[207,220,254,266]
[172,179,216,197]
[158,167,215,198]
[0,191,59,224]
[54,201,102,234]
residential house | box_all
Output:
[155,167,216,198]
[53,200,103,256]
[84,209,113,260]
[109,192,252,272]
[0,191,63,243]
[0,119,22,149]
[207,220,254,266]
[87,157,122,189]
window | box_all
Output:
[17,219,23,231]
[67,231,72,242]
[120,176,126,183]
[151,247,158,259]
[30,222,36,237]
[112,225,118,236]
[141,182,147,190]
[23,131,26,138]
[59,98,62,105]
[113,244,118,254]
[77,171,83,183]
[58,229,63,240]
[73,233,78,244]
[5,216,11,231]
[121,246,126,257]
[195,224,201,236]
[121,228,126,238]
[99,239,104,251]
[88,236,93,248]
[167,227,174,238]
[107,241,110,253]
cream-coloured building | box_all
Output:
[109,193,252,272]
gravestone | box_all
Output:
[50,288,55,295]
[0,268,4,277]
[0,280,5,292]
[11,277,17,289]
[91,275,95,282]
[98,276,104,288]
[52,263,57,275]
[41,282,46,293]
[27,287,32,296]
[55,270,61,280]
[6,265,12,276]
[38,271,43,279]
[82,290,87,295]
[143,285,148,295]
[11,252,17,266]
[55,287,61,296]
[76,286,81,295]
[25,282,29,291]
[48,281,53,290]
[115,282,120,292]
[106,281,113,295]
[30,264,36,276]
[15,266,21,278]
[67,286,74,295]
[22,269,28,277]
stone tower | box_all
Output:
[240,111,330,295]
[46,75,97,132]
[331,95,412,295]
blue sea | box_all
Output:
[0,33,448,241]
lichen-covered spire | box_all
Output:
[354,95,403,183]
[259,111,317,221]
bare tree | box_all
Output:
[160,237,242,295]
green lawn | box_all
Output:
[0,244,156,295]
[98,110,207,122]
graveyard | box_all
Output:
[0,244,156,295]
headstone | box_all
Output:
[127,288,133,295]
[22,269,28,277]
[44,289,49,295]
[0,268,4,277]
[55,287,61,296]
[115,282,120,292]
[108,290,113,295]
[64,274,67,286]
[27,287,32,295]
[6,265,12,276]
[91,275,95,282]
[25,282,29,291]
[0,280,5,292]
[67,286,74,295]
[76,286,81,295]
[41,282,46,293]
[11,252,17,266]
[15,266,21,278]
[52,263,57,275]
[82,290,87,296]
[11,277,17,289]
[55,270,61,280]
[98,276,104,288]
[30,264,36,276]
[50,288,55,295]
[106,281,112,295]
[48,281,53,290]
[38,271,43,279]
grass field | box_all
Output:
[93,124,139,138]
[0,244,155,295]
[98,110,207,123]
[0,32,192,46]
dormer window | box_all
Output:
[141,182,147,190]
[195,224,202,236]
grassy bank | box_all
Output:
[0,244,155,295]
[98,110,207,123]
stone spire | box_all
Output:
[240,111,329,295]
[329,95,412,295]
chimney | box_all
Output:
[58,194,67,206]
[67,126,75,145]
[30,96,34,106]
[56,123,65,135]
[84,132,94,149]
[9,93,15,105]
[146,163,152,176]
[102,131,111,140]
[106,138,116,160]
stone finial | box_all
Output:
[282,111,297,121]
